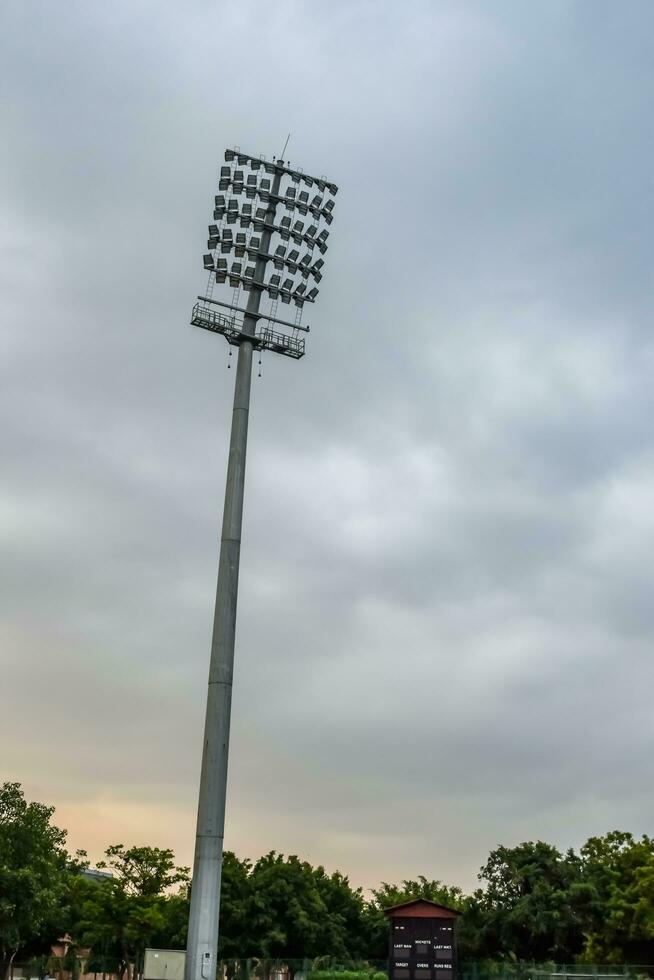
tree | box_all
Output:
[77,844,190,980]
[581,832,654,963]
[97,845,189,898]
[371,877,464,912]
[239,852,370,961]
[462,841,594,962]
[215,852,252,958]
[0,782,72,979]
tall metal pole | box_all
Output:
[185,167,283,980]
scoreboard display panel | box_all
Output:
[385,900,459,980]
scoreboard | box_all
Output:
[385,899,459,980]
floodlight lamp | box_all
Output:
[323,199,335,213]
[299,253,311,266]
[221,166,231,178]
[264,163,275,175]
[224,149,235,162]
[207,237,219,250]
[307,286,319,301]
[296,282,306,295]
[293,220,304,233]
[298,191,309,205]
[219,179,229,191]
[316,179,326,192]
[316,240,327,255]
[251,159,261,171]
[208,224,219,236]
[203,254,214,270]
[215,195,226,208]
[237,154,248,165]
[247,174,257,186]
[249,236,261,251]
[318,229,329,242]
[303,175,314,188]
[282,278,293,290]
[285,187,296,199]
[269,273,281,287]
[311,194,323,208]
[306,224,318,238]
[323,212,333,225]
[288,248,300,263]
[234,170,244,182]
[312,258,324,271]
[244,264,255,278]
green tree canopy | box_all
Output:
[581,832,654,962]
[77,844,190,980]
[0,782,73,979]
[241,852,369,960]
[462,840,595,962]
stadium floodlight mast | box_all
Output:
[185,146,338,980]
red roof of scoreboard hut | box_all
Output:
[383,898,462,918]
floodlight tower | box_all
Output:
[185,148,338,980]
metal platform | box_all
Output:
[190,302,305,359]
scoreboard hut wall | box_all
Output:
[388,912,457,980]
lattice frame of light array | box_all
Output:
[202,148,338,309]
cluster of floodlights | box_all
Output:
[202,148,337,308]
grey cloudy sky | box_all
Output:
[2,0,654,892]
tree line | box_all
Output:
[2,782,653,980]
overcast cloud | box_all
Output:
[1,0,654,892]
